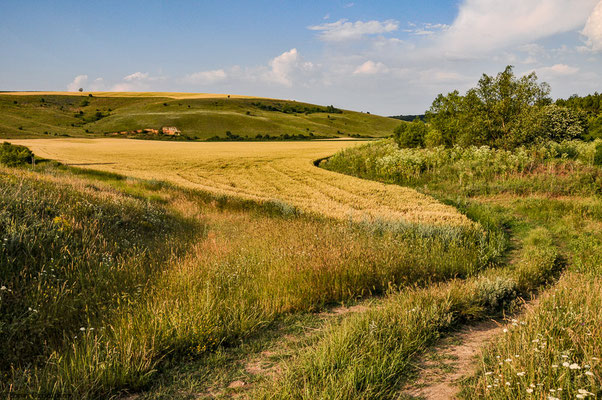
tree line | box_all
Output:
[395,66,600,149]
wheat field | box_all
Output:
[10,138,469,226]
[3,91,262,99]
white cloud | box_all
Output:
[582,0,602,51]
[353,61,388,75]
[123,71,149,81]
[537,63,580,76]
[111,72,164,91]
[67,74,88,91]
[405,22,449,36]
[437,0,599,55]
[308,19,398,42]
[264,48,315,86]
[185,69,227,84]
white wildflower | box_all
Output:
[569,363,581,370]
[526,388,533,394]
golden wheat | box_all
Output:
[10,139,470,226]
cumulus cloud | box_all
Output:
[67,74,88,91]
[185,69,227,84]
[264,48,315,86]
[308,19,398,42]
[582,0,602,51]
[437,0,599,55]
[353,61,388,75]
[111,72,164,91]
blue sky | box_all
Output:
[1,0,601,114]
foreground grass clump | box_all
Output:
[257,228,559,399]
[461,274,601,399]
[0,166,193,374]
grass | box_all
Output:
[8,138,471,226]
[0,152,498,398]
[0,93,399,140]
[5,136,601,399]
[317,139,602,399]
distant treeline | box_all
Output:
[206,131,336,142]
[556,92,602,115]
[252,102,342,115]
[389,114,425,122]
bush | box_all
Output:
[594,142,602,165]
[394,118,426,148]
[0,142,34,166]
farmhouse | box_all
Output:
[162,126,181,136]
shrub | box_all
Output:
[394,118,426,148]
[594,142,602,165]
[0,142,34,166]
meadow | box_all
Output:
[0,93,398,140]
[0,141,498,399]
[1,133,600,399]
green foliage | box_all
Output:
[539,104,587,141]
[594,142,602,165]
[424,66,596,149]
[393,118,426,148]
[0,142,34,166]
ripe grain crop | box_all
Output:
[9,139,470,227]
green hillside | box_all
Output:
[0,93,399,140]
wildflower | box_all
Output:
[552,364,559,368]
[569,363,581,370]
[517,372,526,377]
[505,382,511,386]
[485,371,493,376]
[548,396,559,400]
[526,388,533,394]
[585,371,594,376]
[80,327,86,331]
[0,286,6,291]
[562,362,570,367]
[503,328,508,333]
[505,358,513,362]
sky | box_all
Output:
[1,0,602,115]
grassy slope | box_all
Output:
[0,93,399,140]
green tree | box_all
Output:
[394,118,427,148]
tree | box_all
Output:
[426,65,553,148]
[78,87,83,92]
[394,118,427,148]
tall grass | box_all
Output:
[257,228,560,399]
[322,139,602,399]
[1,159,502,398]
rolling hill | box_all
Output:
[0,92,400,140]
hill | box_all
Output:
[0,92,399,140]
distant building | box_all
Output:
[162,126,181,136]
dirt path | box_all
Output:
[402,319,504,400]
[196,302,375,399]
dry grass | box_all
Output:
[9,139,470,226]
